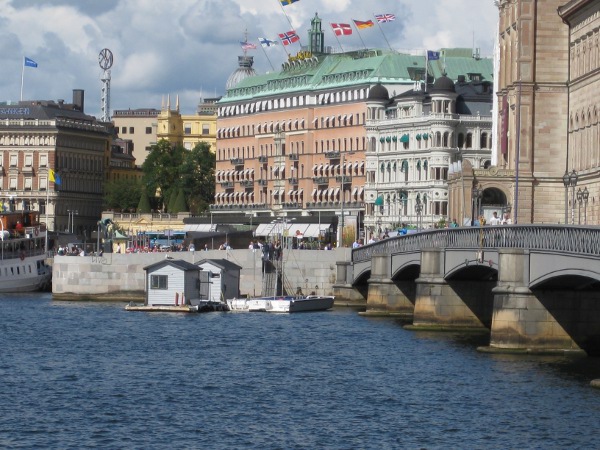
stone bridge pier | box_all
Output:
[363,254,415,317]
[488,249,590,355]
[412,249,492,330]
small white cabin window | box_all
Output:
[150,274,168,289]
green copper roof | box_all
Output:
[220,48,493,104]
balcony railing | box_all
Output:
[325,151,340,159]
[258,179,268,186]
[288,154,299,160]
[288,177,298,185]
[230,158,244,165]
[313,177,328,184]
[239,180,253,187]
[220,182,233,188]
[336,176,352,184]
[258,156,268,163]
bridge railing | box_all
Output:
[352,225,600,263]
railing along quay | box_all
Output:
[352,225,600,263]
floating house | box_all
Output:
[142,259,209,307]
[195,258,242,302]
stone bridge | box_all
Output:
[334,225,600,356]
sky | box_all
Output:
[0,0,498,117]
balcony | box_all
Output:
[288,154,299,161]
[288,177,298,185]
[336,176,352,184]
[313,177,328,184]
[258,156,268,163]
[258,179,268,186]
[325,151,340,159]
[220,182,233,188]
[239,180,253,187]
[230,158,244,166]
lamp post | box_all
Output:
[562,171,570,224]
[564,170,578,225]
[415,196,423,232]
[577,188,583,225]
[471,184,483,225]
[583,187,589,225]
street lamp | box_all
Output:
[562,170,578,225]
[577,187,589,225]
[471,184,483,226]
[415,196,423,231]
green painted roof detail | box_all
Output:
[220,48,493,104]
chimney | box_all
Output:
[73,89,84,112]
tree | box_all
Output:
[103,178,142,212]
[180,142,215,214]
[171,189,188,214]
[141,139,185,211]
[137,189,152,213]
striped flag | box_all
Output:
[353,19,374,29]
[240,41,257,50]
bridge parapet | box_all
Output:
[352,225,600,263]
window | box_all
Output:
[150,274,168,289]
[129,127,134,134]
[9,178,17,190]
[121,127,127,134]
[202,124,210,135]
[39,154,48,167]
[184,123,192,135]
[9,155,17,167]
[40,177,47,191]
[145,127,152,134]
[24,178,32,190]
[25,155,33,167]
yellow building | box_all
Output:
[156,95,218,152]
[112,108,159,167]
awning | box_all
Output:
[374,195,384,206]
[304,224,331,238]
[334,187,340,200]
[184,224,214,232]
[288,223,309,237]
[287,189,294,197]
[254,223,276,237]
[272,189,280,197]
[400,134,409,143]
[311,188,317,200]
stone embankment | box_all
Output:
[52,248,351,302]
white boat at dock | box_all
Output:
[0,210,52,293]
[227,295,334,313]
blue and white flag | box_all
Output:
[24,57,38,68]
[259,37,279,48]
[427,50,440,61]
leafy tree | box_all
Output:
[103,178,142,212]
[137,189,152,213]
[179,142,215,214]
[172,189,188,214]
[141,140,215,214]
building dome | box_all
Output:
[432,75,455,93]
[226,56,257,91]
[367,83,389,101]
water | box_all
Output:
[1,294,599,449]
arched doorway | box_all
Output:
[481,188,509,221]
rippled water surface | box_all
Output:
[1,293,599,449]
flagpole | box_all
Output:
[373,15,393,51]
[330,27,345,53]
[20,56,25,101]
[352,24,368,50]
[260,44,276,71]
[425,51,429,93]
[276,0,303,48]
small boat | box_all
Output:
[227,295,334,313]
[0,210,52,293]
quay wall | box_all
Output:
[52,248,351,301]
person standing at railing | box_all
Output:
[489,212,502,226]
[501,213,512,225]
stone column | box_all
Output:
[364,253,414,316]
[488,249,584,354]
[333,261,366,306]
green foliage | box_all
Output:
[137,189,152,213]
[171,189,187,214]
[141,140,215,214]
[103,178,142,212]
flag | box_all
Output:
[49,169,61,185]
[24,57,38,68]
[375,14,396,23]
[427,50,440,60]
[353,19,374,29]
[278,30,300,46]
[240,41,257,50]
[331,23,352,36]
[280,0,300,5]
[259,37,279,48]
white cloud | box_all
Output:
[0,0,497,116]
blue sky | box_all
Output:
[0,0,498,117]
